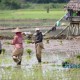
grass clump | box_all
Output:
[4,41,11,45]
[26,49,32,55]
[76,55,80,60]
[62,59,71,67]
[1,48,6,55]
[25,40,32,44]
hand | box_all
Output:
[31,41,35,44]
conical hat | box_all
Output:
[12,27,22,32]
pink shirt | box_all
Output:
[12,34,23,49]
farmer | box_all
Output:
[0,36,2,54]
[11,27,24,65]
[34,28,44,63]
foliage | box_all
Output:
[21,2,31,9]
[26,0,70,3]
[26,49,32,55]
[0,0,21,9]
[64,59,71,63]
[62,59,71,67]
[1,48,6,54]
[25,40,32,44]
[76,55,80,60]
[0,0,69,9]
[4,41,11,45]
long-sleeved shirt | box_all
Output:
[12,34,23,49]
[35,32,43,43]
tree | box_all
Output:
[25,0,69,3]
[0,0,70,9]
[0,0,21,9]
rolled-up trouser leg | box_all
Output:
[13,56,18,63]
[12,48,23,65]
[17,53,23,65]
[35,43,42,63]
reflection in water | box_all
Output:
[0,63,80,80]
[0,40,80,80]
[32,64,43,80]
[11,66,24,80]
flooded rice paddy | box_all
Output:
[0,39,80,80]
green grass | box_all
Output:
[0,65,80,80]
[0,9,66,19]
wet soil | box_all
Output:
[0,39,80,80]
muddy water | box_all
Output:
[0,39,80,80]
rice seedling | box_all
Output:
[76,55,80,60]
[4,41,11,45]
[25,40,32,44]
[1,48,6,55]
[26,48,32,55]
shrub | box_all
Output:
[21,2,31,9]
[51,3,56,8]
[0,0,21,10]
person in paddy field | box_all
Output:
[0,36,2,54]
[34,28,44,63]
[11,27,24,65]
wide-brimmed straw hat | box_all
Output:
[12,27,22,32]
